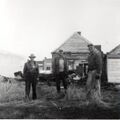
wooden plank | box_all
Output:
[107,58,120,83]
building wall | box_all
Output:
[43,58,52,71]
[37,58,52,73]
[107,55,120,83]
[38,64,44,71]
[52,52,89,74]
[44,61,52,71]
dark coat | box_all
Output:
[88,49,102,74]
[53,54,68,75]
[23,60,39,78]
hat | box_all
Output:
[29,53,36,58]
[58,49,63,53]
[87,43,93,47]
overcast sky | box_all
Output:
[0,0,120,60]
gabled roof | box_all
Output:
[37,61,44,64]
[52,32,92,53]
[44,58,52,62]
[108,44,120,55]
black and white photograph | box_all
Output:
[0,0,120,119]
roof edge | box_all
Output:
[108,44,120,54]
[51,32,92,53]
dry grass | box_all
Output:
[0,77,119,118]
[0,79,25,103]
[66,85,86,101]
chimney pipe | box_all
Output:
[77,31,81,35]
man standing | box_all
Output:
[86,44,102,104]
[23,54,39,101]
[53,50,68,95]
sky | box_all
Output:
[0,0,120,61]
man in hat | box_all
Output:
[86,44,102,104]
[53,50,68,96]
[23,54,39,100]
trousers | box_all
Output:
[86,70,101,100]
[56,72,67,93]
[25,75,37,100]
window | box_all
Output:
[46,67,50,70]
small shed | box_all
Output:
[107,44,120,83]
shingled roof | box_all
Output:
[108,44,120,55]
[52,32,92,53]
[107,44,120,58]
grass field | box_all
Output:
[0,77,120,119]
